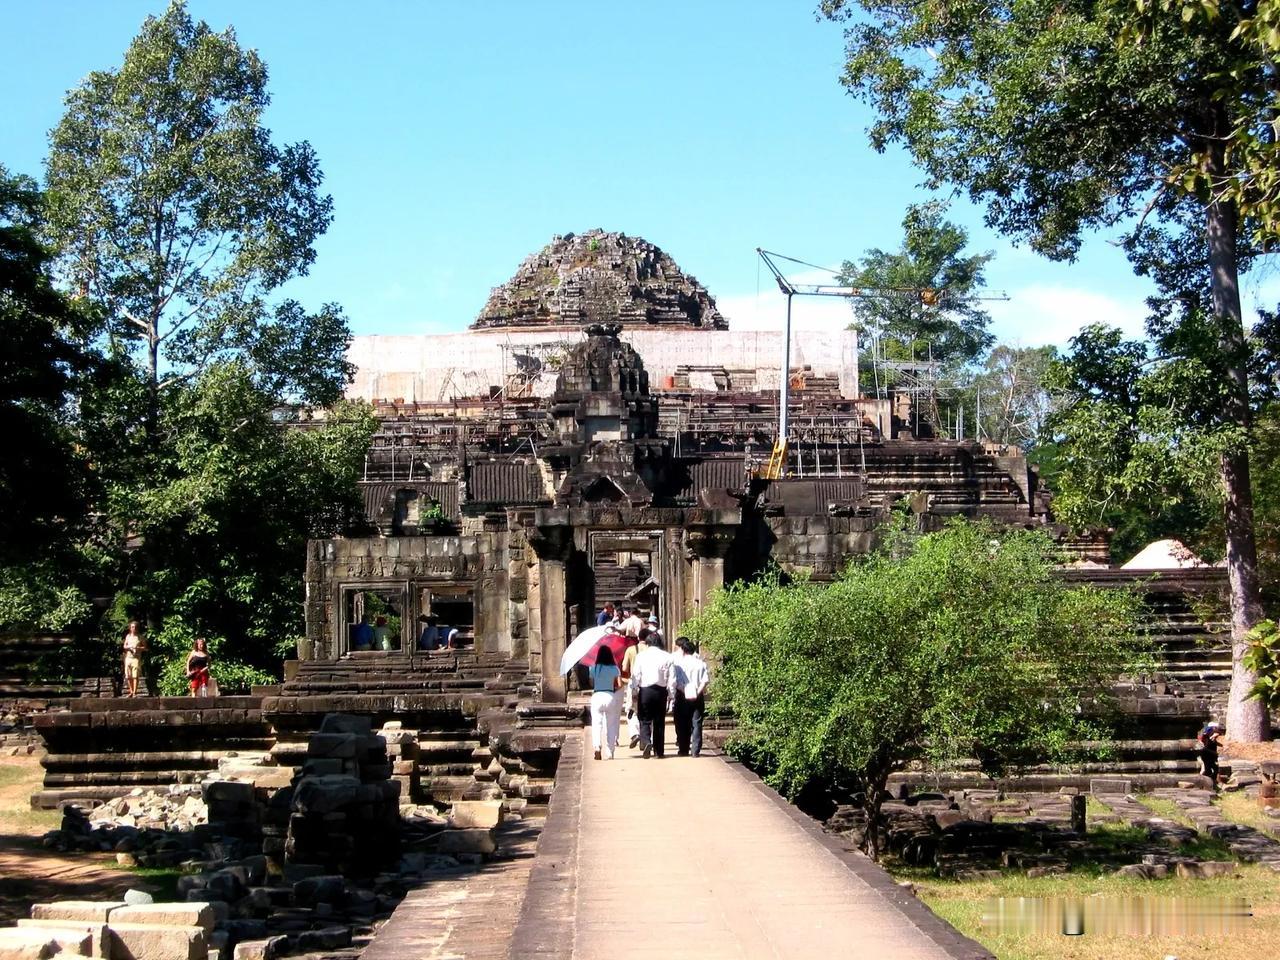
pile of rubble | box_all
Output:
[25,713,516,959]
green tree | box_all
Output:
[687,518,1145,860]
[841,202,993,433]
[822,0,1273,740]
[0,167,100,638]
[35,1,370,687]
[44,0,335,418]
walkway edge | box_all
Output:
[721,755,995,960]
[508,728,582,960]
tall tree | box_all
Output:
[964,344,1059,449]
[0,167,94,564]
[36,2,368,686]
[822,0,1274,740]
[841,202,993,426]
[44,0,335,421]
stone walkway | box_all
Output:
[510,727,989,960]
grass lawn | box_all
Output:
[0,757,60,838]
[886,821,1279,959]
[1217,791,1280,838]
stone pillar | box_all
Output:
[685,528,734,622]
[530,525,573,703]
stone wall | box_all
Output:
[345,327,859,403]
[303,535,512,660]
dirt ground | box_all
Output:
[0,755,159,923]
[1222,740,1280,764]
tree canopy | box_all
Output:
[822,0,1274,740]
[44,0,335,400]
[687,518,1146,859]
[0,2,376,692]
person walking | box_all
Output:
[630,633,673,758]
[1197,721,1225,786]
[671,638,710,757]
[588,645,623,760]
[596,601,616,627]
[186,637,213,697]
[621,630,645,749]
[121,621,146,698]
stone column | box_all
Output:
[685,528,734,622]
[530,525,573,703]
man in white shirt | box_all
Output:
[629,634,673,758]
[671,638,710,757]
[618,604,646,640]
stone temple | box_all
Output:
[315,229,1061,703]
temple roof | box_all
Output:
[471,230,727,331]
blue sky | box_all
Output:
[3,1,1273,347]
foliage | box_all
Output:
[97,364,376,677]
[1243,619,1280,711]
[843,202,994,434]
[0,166,97,570]
[43,0,335,396]
[821,0,1273,739]
[686,516,1147,858]
[14,1,374,686]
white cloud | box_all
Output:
[985,285,1148,348]
[717,267,860,333]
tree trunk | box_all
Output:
[1205,151,1271,742]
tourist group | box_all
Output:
[120,622,216,698]
[581,603,710,761]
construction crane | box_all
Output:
[755,248,1008,480]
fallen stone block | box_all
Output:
[0,925,95,960]
[1114,863,1168,879]
[13,919,107,957]
[30,901,125,923]
[435,828,496,856]
[108,923,207,960]
[295,927,351,951]
[306,734,358,759]
[1176,861,1239,879]
[1090,778,1132,796]
[202,781,255,805]
[449,800,502,829]
[291,875,345,907]
[318,714,371,736]
[109,902,217,933]
[232,937,287,960]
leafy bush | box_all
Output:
[1244,620,1280,712]
[686,516,1149,858]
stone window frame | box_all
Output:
[336,580,412,656]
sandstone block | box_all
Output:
[13,919,106,957]
[318,714,371,736]
[449,801,502,829]
[291,776,360,815]
[202,781,255,805]
[0,925,96,960]
[1090,779,1132,796]
[249,768,294,791]
[306,734,357,759]
[30,901,125,923]
[1176,861,1238,879]
[292,875,344,907]
[435,828,496,855]
[296,927,351,951]
[1114,863,1167,879]
[232,937,287,960]
[107,924,207,960]
[109,902,217,933]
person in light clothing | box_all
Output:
[618,605,646,640]
[630,633,673,758]
[588,644,623,760]
[671,637,710,757]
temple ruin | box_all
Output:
[23,229,1255,810]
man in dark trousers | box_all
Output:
[630,633,673,758]
[671,637,710,757]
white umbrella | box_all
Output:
[560,625,610,676]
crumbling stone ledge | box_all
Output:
[505,732,581,960]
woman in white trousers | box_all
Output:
[588,645,623,760]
